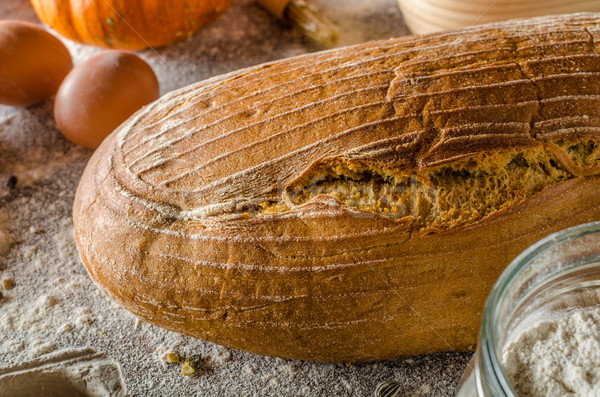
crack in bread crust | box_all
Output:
[284,145,575,230]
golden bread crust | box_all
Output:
[74,13,600,361]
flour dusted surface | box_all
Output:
[502,307,600,396]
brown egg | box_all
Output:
[54,50,160,149]
[0,20,72,107]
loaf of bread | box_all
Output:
[73,13,600,362]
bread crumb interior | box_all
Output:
[285,146,580,229]
[556,139,600,169]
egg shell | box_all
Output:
[54,50,160,149]
[0,20,72,107]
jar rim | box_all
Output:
[479,220,600,395]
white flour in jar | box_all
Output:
[501,307,600,396]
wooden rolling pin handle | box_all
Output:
[257,0,289,20]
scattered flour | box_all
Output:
[502,307,600,396]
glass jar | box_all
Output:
[455,221,600,396]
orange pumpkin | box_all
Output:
[29,0,233,50]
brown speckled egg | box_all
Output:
[0,20,72,107]
[54,50,159,149]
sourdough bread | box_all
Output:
[74,13,600,361]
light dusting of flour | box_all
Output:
[0,0,467,395]
[502,307,600,396]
